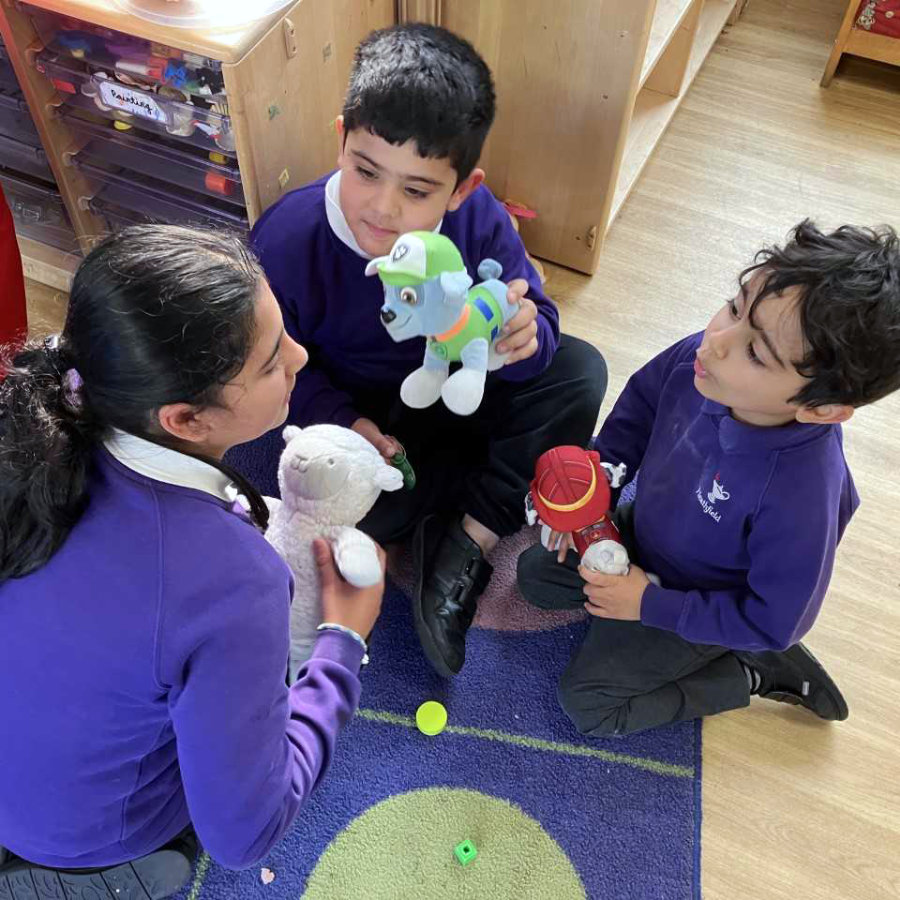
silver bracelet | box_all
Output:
[317,623,369,666]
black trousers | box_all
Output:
[357,334,608,544]
[516,505,750,736]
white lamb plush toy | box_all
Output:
[265,424,404,679]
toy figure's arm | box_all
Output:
[331,528,382,588]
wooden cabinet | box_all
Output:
[0,0,394,287]
[406,0,746,273]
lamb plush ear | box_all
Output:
[283,425,302,445]
[376,464,405,492]
[439,270,473,303]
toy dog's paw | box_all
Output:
[401,367,446,409]
[336,555,382,588]
[441,368,486,416]
[582,540,630,576]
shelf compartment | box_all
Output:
[73,157,248,231]
[64,112,244,206]
[24,3,226,103]
[611,0,737,227]
[0,169,78,252]
[35,51,235,155]
[0,87,42,147]
[0,131,54,182]
[641,0,698,88]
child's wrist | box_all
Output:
[317,622,369,665]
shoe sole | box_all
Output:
[0,849,192,900]
[411,514,460,678]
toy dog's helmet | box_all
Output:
[527,446,611,532]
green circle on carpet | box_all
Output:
[302,787,585,899]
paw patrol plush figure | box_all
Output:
[366,231,519,416]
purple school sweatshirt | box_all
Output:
[251,174,559,428]
[0,449,363,869]
[594,333,860,651]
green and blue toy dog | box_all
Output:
[365,231,518,416]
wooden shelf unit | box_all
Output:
[613,0,739,224]
[411,0,746,273]
[0,0,394,285]
[821,0,900,86]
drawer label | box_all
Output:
[98,81,168,125]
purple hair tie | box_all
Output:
[63,368,84,409]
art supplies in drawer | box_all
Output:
[0,169,77,252]
[36,52,234,155]
[74,159,248,233]
[63,113,245,207]
[0,88,41,147]
[0,131,53,182]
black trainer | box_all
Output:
[736,643,849,721]
[413,513,492,677]
[0,842,194,900]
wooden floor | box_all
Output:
[22,2,900,896]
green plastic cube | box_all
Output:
[454,839,477,867]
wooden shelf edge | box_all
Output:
[640,0,696,88]
[17,235,79,292]
[610,0,737,229]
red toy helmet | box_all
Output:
[528,446,611,532]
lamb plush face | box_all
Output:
[277,424,404,525]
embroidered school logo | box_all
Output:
[392,242,410,262]
[707,475,730,505]
[696,473,730,523]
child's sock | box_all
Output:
[741,662,762,694]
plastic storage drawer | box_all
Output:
[74,159,247,232]
[0,88,41,147]
[0,132,54,182]
[0,45,22,93]
[36,52,234,155]
[64,113,244,207]
[0,170,77,252]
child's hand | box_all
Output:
[578,562,650,620]
[544,529,575,563]
[351,417,401,461]
[315,538,385,640]
[497,279,539,364]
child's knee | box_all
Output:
[557,670,621,737]
[516,544,556,607]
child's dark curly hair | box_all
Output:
[342,23,495,183]
[741,219,900,408]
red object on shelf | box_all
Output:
[855,0,900,38]
[0,184,28,358]
[204,171,235,196]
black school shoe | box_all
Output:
[413,514,493,677]
[736,643,849,721]
[0,840,194,900]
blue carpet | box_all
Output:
[176,510,702,899]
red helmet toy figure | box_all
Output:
[525,446,629,574]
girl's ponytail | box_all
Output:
[0,338,103,580]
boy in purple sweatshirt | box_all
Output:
[517,220,900,736]
[229,24,607,678]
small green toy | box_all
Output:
[390,449,416,490]
[415,700,447,736]
[454,839,477,867]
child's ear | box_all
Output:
[795,403,855,425]
[335,115,346,160]
[157,403,211,444]
[447,168,485,212]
